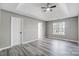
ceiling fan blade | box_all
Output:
[41,7,47,9]
[43,9,47,12]
[50,9,52,12]
[50,5,56,8]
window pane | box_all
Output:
[53,22,65,35]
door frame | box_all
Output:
[38,22,43,39]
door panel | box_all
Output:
[11,17,22,47]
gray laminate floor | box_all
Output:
[0,38,79,56]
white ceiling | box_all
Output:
[0,3,79,21]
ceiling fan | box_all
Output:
[41,3,56,12]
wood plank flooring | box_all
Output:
[0,38,79,56]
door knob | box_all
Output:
[20,32,22,34]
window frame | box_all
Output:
[53,22,65,35]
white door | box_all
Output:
[11,17,23,47]
[38,23,43,39]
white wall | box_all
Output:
[0,9,46,49]
[23,16,45,42]
[46,16,78,42]
[78,16,79,43]
[0,10,11,49]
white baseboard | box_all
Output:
[11,39,38,47]
[23,39,38,44]
[47,37,78,43]
[0,39,38,51]
[0,46,11,51]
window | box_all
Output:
[53,22,65,35]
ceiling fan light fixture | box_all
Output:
[46,8,50,11]
[41,3,56,12]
